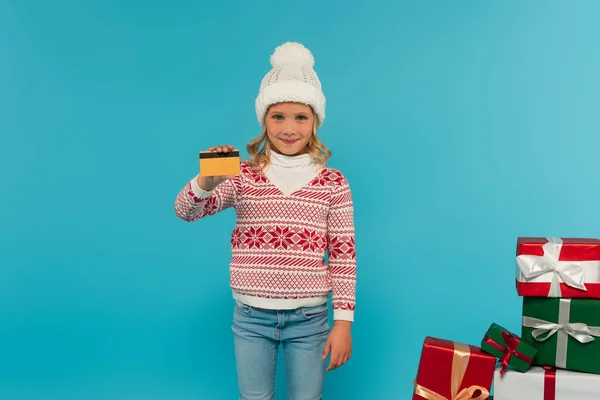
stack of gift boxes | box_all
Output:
[412,237,600,400]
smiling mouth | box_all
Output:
[281,139,298,145]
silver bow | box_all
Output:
[517,237,586,297]
[525,318,600,343]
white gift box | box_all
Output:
[493,365,600,400]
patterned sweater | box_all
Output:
[174,162,357,321]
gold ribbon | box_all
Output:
[413,342,490,400]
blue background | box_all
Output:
[2,0,600,398]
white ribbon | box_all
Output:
[525,318,600,343]
[522,299,600,368]
[517,237,587,297]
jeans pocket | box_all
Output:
[300,303,328,319]
[235,301,252,316]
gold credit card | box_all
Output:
[199,150,241,176]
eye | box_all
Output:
[296,115,309,121]
[271,114,284,120]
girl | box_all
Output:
[174,42,357,400]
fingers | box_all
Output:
[343,352,351,365]
[326,351,352,372]
[326,354,336,371]
[322,340,331,360]
[326,353,344,371]
[207,145,234,153]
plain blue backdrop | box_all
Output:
[2,0,600,398]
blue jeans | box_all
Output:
[232,301,330,400]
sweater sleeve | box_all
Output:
[327,177,357,322]
[174,174,239,222]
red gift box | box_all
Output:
[516,237,600,298]
[413,337,495,400]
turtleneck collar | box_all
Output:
[269,151,315,168]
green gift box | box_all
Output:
[521,297,600,374]
[481,322,536,374]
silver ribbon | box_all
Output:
[517,237,587,297]
[522,299,600,368]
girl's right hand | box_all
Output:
[196,145,237,191]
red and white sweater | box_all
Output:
[174,155,357,321]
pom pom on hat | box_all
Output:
[256,42,326,127]
[270,42,315,67]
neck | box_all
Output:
[269,151,314,168]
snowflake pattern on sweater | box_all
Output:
[174,162,357,317]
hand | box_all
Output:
[322,321,352,371]
[197,145,237,191]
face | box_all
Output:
[265,102,315,156]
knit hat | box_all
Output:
[255,42,326,127]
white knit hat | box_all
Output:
[255,42,326,127]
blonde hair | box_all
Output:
[246,107,332,170]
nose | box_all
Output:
[284,119,299,132]
[282,125,296,136]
